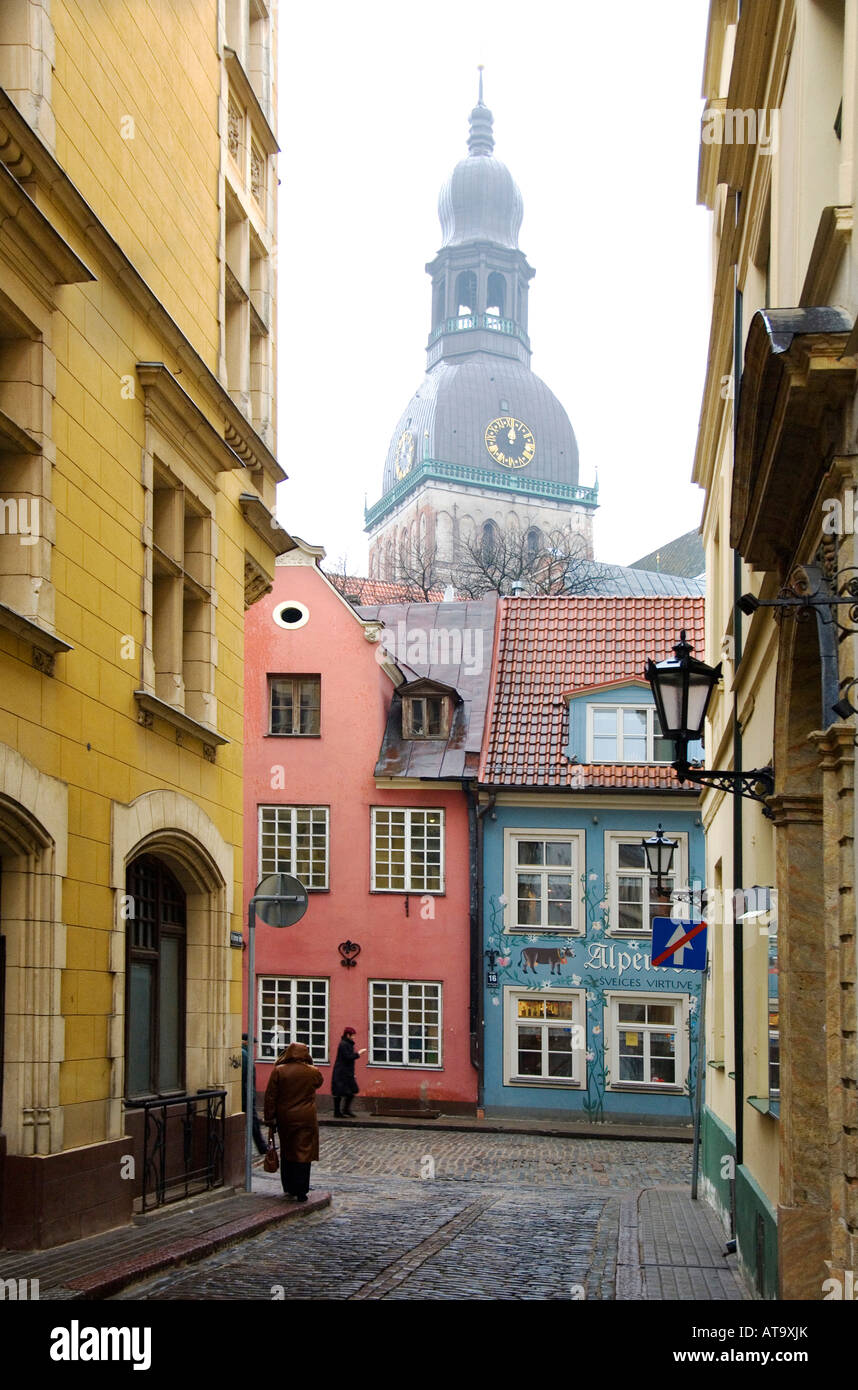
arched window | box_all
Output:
[481,519,499,565]
[126,855,187,1097]
[526,526,543,560]
[487,272,506,318]
[385,541,394,580]
[455,271,477,316]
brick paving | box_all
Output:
[104,1128,747,1302]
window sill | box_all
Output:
[747,1096,780,1118]
[707,1060,726,1070]
[0,601,73,675]
[367,1063,443,1071]
[607,1083,684,1094]
[502,928,583,936]
[134,690,228,758]
[265,732,322,738]
[505,1077,585,1089]
[370,889,445,897]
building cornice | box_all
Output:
[365,458,599,531]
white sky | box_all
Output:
[276,0,713,571]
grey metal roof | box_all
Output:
[381,354,579,495]
[355,594,499,780]
[437,100,523,250]
[629,529,705,580]
[575,560,706,598]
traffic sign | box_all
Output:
[254,873,308,927]
[651,917,708,970]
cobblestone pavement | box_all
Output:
[115,1129,743,1302]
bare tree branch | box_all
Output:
[450,521,608,597]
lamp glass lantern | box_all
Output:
[642,824,679,895]
[645,629,721,753]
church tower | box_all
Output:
[366,76,597,584]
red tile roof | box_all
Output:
[480,595,706,790]
[334,576,446,604]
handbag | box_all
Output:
[263,1131,279,1172]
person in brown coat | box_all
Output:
[263,1041,324,1201]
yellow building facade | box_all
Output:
[0,0,289,1246]
[694,0,857,1299]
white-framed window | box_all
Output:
[605,831,688,936]
[369,980,442,1067]
[503,987,586,1087]
[605,992,688,1090]
[258,805,329,889]
[503,829,585,933]
[371,808,444,893]
[586,704,674,763]
[257,976,329,1063]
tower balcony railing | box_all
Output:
[365,458,599,528]
[429,313,530,348]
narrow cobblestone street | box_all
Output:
[114,1128,747,1301]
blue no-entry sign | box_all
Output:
[651,917,708,970]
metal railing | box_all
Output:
[365,458,600,528]
[128,1089,226,1212]
[429,312,529,346]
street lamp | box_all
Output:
[645,630,775,813]
[642,824,678,897]
[245,873,308,1192]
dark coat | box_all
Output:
[263,1042,324,1163]
[331,1037,361,1096]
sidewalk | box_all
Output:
[320,1112,694,1142]
[0,1183,331,1300]
[617,1187,750,1300]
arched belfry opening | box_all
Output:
[456,270,477,317]
[487,271,506,318]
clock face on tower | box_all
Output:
[484,416,536,469]
[395,430,415,478]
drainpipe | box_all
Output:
[466,784,496,1112]
[731,251,745,1238]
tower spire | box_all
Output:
[468,67,494,156]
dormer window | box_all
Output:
[404,694,450,739]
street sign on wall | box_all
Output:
[651,917,708,970]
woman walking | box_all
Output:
[331,1027,365,1118]
[263,1041,324,1200]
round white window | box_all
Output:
[272,600,310,630]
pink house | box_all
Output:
[243,540,496,1113]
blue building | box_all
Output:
[478,594,706,1126]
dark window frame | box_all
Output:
[267,674,321,736]
[125,855,187,1101]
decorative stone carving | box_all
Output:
[250,143,264,205]
[228,98,242,163]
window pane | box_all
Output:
[158,936,181,1091]
[618,1002,645,1023]
[517,874,541,925]
[647,1004,676,1025]
[546,877,572,926]
[270,679,293,734]
[593,737,617,760]
[517,840,543,865]
[128,961,153,1095]
[592,708,616,736]
[544,1000,574,1019]
[517,1047,542,1076]
[545,841,572,867]
[623,709,647,738]
[623,736,647,761]
[617,843,645,869]
[619,1055,644,1081]
[517,998,546,1019]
